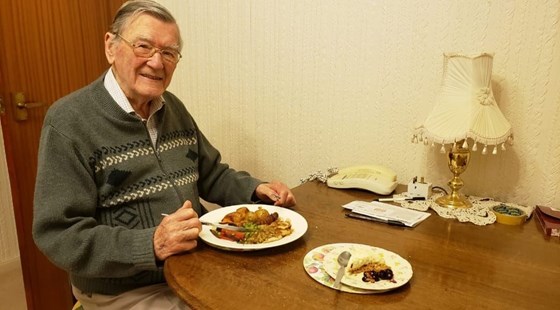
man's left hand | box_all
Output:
[255,181,296,207]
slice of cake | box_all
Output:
[347,255,394,283]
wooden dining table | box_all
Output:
[164,181,560,310]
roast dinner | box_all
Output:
[210,206,294,244]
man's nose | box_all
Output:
[147,51,165,69]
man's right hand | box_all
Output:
[153,200,202,261]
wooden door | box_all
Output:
[0,1,125,309]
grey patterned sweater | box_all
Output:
[33,73,262,295]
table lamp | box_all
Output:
[413,52,513,209]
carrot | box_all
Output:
[219,229,245,242]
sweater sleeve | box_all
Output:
[32,123,158,278]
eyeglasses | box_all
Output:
[116,34,182,64]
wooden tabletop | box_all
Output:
[164,181,560,310]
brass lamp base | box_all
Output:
[436,192,471,209]
[436,141,472,209]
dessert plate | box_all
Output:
[303,244,380,294]
[322,243,413,291]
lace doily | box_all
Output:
[393,192,534,226]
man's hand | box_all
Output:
[153,200,202,261]
[255,181,296,207]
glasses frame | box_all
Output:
[115,33,182,64]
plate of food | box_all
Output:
[322,243,412,291]
[198,204,308,251]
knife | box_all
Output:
[200,221,248,232]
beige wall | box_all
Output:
[2,0,559,263]
[163,0,560,206]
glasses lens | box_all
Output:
[133,43,154,58]
[161,50,180,63]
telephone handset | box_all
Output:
[326,165,398,195]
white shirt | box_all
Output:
[103,69,164,146]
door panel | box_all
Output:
[0,1,125,309]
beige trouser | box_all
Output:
[72,283,190,310]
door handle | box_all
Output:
[14,92,45,121]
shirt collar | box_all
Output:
[103,68,165,117]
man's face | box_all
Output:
[105,14,181,105]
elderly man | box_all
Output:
[32,1,295,308]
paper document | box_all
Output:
[342,200,430,227]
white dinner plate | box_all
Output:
[198,204,308,251]
[322,243,413,291]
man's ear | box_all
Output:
[104,32,116,64]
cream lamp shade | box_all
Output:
[414,52,513,153]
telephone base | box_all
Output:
[327,179,398,195]
[326,165,398,195]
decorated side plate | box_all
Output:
[303,244,383,294]
[322,243,413,291]
[199,204,308,251]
